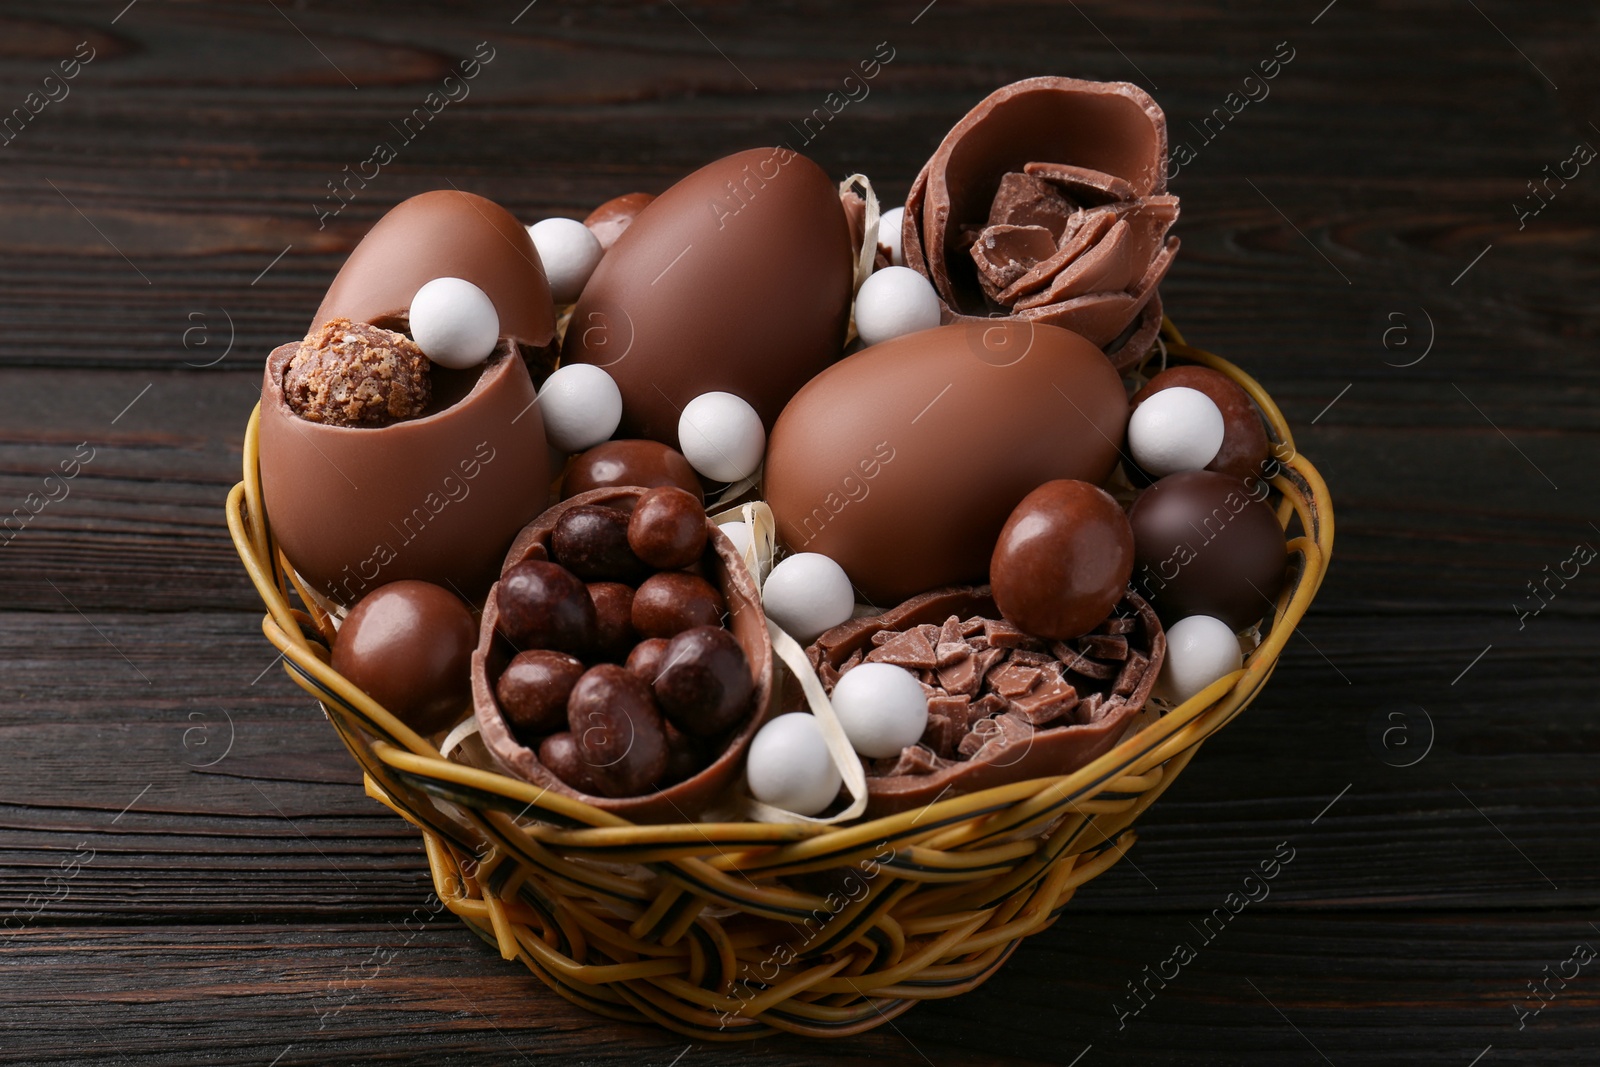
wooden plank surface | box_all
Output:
[1,0,1596,1062]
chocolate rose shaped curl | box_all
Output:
[902,77,1179,371]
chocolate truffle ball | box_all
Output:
[587,581,637,663]
[283,318,431,428]
[495,559,598,656]
[331,580,475,734]
[562,439,704,502]
[1132,366,1271,484]
[566,664,670,797]
[991,480,1134,640]
[495,649,585,738]
[658,718,709,787]
[551,504,649,583]
[583,192,656,251]
[627,486,708,570]
[652,625,755,737]
[1128,470,1288,629]
[632,571,726,639]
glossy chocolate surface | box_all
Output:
[764,321,1128,604]
[991,479,1134,639]
[561,439,704,502]
[1131,365,1271,483]
[313,189,556,351]
[583,192,656,251]
[1128,470,1287,628]
[330,580,476,735]
[562,148,853,443]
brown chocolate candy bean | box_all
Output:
[631,571,726,639]
[567,664,670,797]
[587,581,637,663]
[539,730,603,795]
[495,649,585,737]
[495,560,598,657]
[627,486,708,570]
[551,504,649,582]
[652,625,755,737]
[659,717,709,787]
[625,637,671,683]
[1131,366,1272,484]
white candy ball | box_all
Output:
[878,206,906,266]
[409,277,500,369]
[746,712,841,816]
[678,391,765,482]
[1129,386,1226,477]
[528,217,604,305]
[1158,615,1243,704]
[762,552,854,644]
[853,265,941,347]
[537,364,622,453]
[830,663,928,758]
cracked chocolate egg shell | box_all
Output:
[312,189,557,358]
[764,321,1128,605]
[471,486,775,823]
[258,338,552,606]
[561,147,854,444]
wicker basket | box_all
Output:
[226,318,1332,1040]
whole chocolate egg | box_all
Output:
[260,190,556,606]
[1128,469,1287,629]
[765,321,1129,605]
[1131,365,1270,483]
[561,147,854,443]
[313,189,557,358]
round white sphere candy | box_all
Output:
[1128,385,1226,477]
[830,662,929,758]
[762,552,854,644]
[746,712,842,816]
[408,277,500,369]
[528,217,604,305]
[853,265,941,347]
[878,205,907,266]
[718,519,755,566]
[537,363,622,453]
[677,391,765,482]
[1158,614,1244,704]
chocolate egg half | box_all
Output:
[765,321,1129,605]
[562,147,854,443]
[313,189,557,358]
[259,338,552,605]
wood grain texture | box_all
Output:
[1,0,1595,1062]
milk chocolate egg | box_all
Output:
[313,190,557,358]
[259,337,551,605]
[561,439,703,502]
[562,148,854,443]
[1128,470,1287,628]
[765,321,1128,605]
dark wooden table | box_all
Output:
[2,1,1595,1063]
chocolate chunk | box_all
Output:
[970,646,1006,687]
[938,616,965,648]
[972,224,1060,301]
[864,626,939,669]
[959,617,986,637]
[1012,676,1080,726]
[1113,649,1150,697]
[282,318,431,428]
[1104,615,1137,635]
[1023,161,1137,203]
[1080,634,1129,661]
[987,662,1043,698]
[884,743,951,777]
[987,171,1079,238]
[936,647,979,696]
[983,616,1042,649]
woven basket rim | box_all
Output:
[227,318,1333,844]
